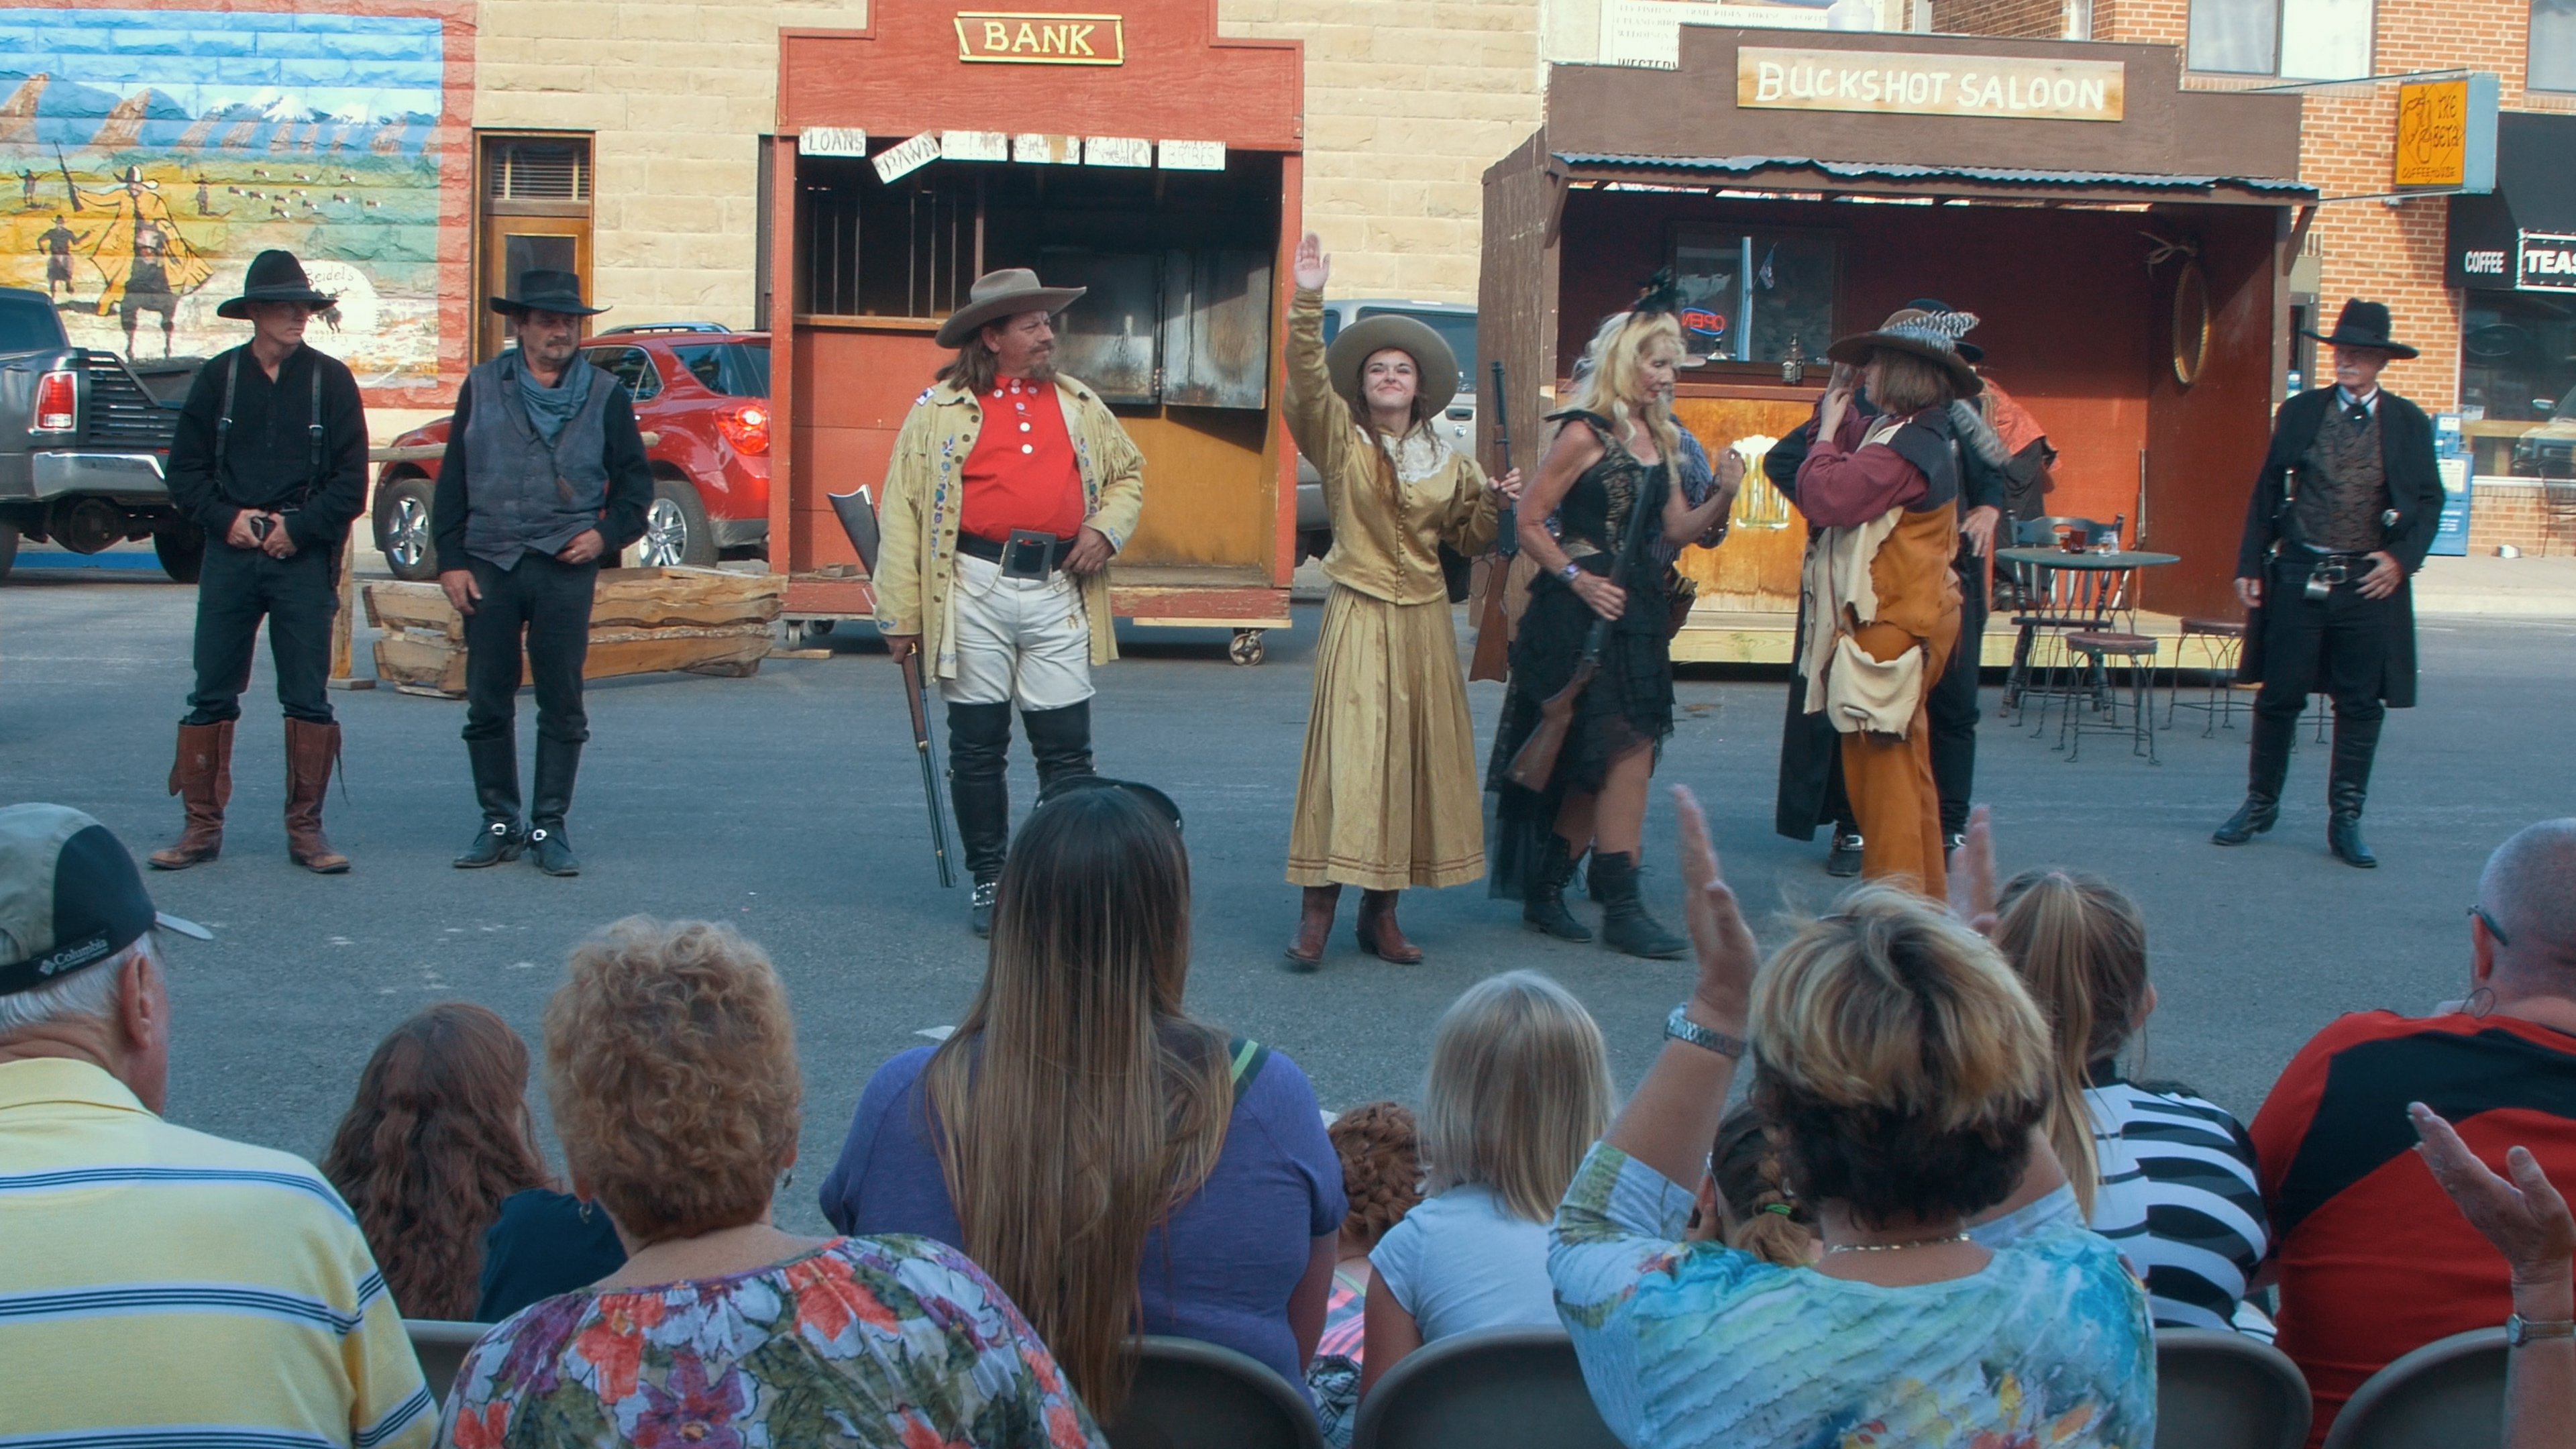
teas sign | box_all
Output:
[1738,47,2124,123]
[955,11,1124,65]
[2519,231,2576,294]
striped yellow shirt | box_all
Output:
[0,1057,434,1448]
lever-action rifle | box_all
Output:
[828,486,956,888]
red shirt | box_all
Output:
[958,377,1085,543]
[2249,1008,2576,1446]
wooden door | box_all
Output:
[476,215,591,362]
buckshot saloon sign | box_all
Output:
[1738,46,2125,123]
[2520,231,2576,294]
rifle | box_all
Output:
[828,485,956,889]
[1466,360,1515,682]
[54,146,80,214]
[1505,437,1662,791]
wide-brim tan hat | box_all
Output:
[936,268,1087,349]
[1826,307,1983,398]
[1326,314,1458,419]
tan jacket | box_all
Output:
[873,374,1147,678]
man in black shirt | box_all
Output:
[153,250,368,874]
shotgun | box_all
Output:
[1504,438,1663,791]
[1466,360,1516,682]
[828,485,956,889]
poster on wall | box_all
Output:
[0,7,447,386]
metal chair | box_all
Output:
[2061,630,2160,763]
[2002,516,2126,734]
[1350,1327,1621,1449]
[2165,616,2249,735]
[2316,1327,2506,1449]
[2153,1328,2313,1449]
[404,1318,488,1407]
[1103,1336,1328,1449]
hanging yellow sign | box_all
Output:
[2394,80,2469,189]
[955,12,1125,65]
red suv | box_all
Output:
[372,324,772,580]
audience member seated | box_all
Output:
[820,788,1346,1420]
[1364,970,1613,1394]
[322,1000,621,1322]
[1310,1101,1424,1448]
[441,917,1102,1448]
[1992,869,2271,1333]
[473,1176,628,1323]
[1687,1102,1819,1265]
[1551,788,2155,1449]
[0,804,432,1448]
[2412,1102,2575,1449]
[2251,818,2576,1446]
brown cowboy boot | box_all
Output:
[1356,890,1426,964]
[150,720,233,869]
[283,718,350,873]
[1283,884,1340,972]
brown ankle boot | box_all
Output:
[1284,884,1341,971]
[283,718,350,873]
[1356,889,1425,963]
[150,720,232,870]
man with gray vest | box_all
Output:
[432,272,649,875]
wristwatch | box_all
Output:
[2506,1312,2576,1347]
[1558,561,1583,584]
[1664,1005,1746,1059]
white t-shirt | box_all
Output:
[1368,1184,1560,1342]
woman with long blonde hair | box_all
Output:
[1488,290,1739,958]
[821,785,1346,1420]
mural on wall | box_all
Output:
[0,8,446,385]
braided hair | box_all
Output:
[1711,1100,1817,1267]
[1327,1100,1424,1251]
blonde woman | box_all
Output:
[1361,970,1613,1393]
[1489,287,1738,959]
[1282,233,1515,968]
[1551,787,2155,1448]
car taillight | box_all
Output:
[33,369,76,433]
[716,402,769,457]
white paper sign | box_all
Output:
[941,129,1010,162]
[872,129,944,184]
[1157,140,1226,171]
[798,126,868,157]
[1012,133,1083,164]
[1083,136,1152,168]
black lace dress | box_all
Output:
[1485,411,1678,898]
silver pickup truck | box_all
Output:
[0,286,203,582]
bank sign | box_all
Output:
[1737,47,2125,123]
[2519,231,2576,294]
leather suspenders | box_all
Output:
[212,347,327,510]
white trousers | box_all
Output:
[937,551,1095,710]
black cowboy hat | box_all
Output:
[2305,298,2417,360]
[216,249,336,320]
[490,269,608,318]
[1904,297,1983,364]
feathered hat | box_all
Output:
[1826,305,1983,397]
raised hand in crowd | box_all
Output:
[2412,1102,2575,1448]
[1293,230,1330,292]
[1947,803,1998,936]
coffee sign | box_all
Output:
[2520,231,2576,294]
[955,11,1124,65]
[1738,46,2124,123]
[2394,79,2470,189]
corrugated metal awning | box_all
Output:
[1552,152,2316,202]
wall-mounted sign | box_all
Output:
[955,11,1124,65]
[942,129,1010,162]
[873,130,944,184]
[2395,73,2499,192]
[1083,136,1151,168]
[2519,231,2576,293]
[1158,140,1226,171]
[1012,133,1082,164]
[798,127,868,157]
[1737,46,2125,122]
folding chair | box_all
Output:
[405,1317,488,1407]
[1350,1327,1621,1449]
[1103,1336,1328,1449]
[2316,1327,2506,1449]
[2153,1328,2312,1449]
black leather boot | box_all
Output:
[1523,834,1592,943]
[455,735,525,868]
[1023,700,1097,803]
[2327,710,2381,868]
[527,735,582,877]
[948,702,1014,936]
[1593,851,1688,960]
[2213,708,2295,846]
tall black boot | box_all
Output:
[2327,710,2382,869]
[527,735,583,877]
[1023,700,1097,803]
[1593,851,1688,960]
[455,734,525,868]
[948,702,1014,936]
[1523,834,1592,943]
[2212,708,2295,846]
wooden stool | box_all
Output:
[2061,631,2160,765]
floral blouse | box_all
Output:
[436,1234,1104,1449]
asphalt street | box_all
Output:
[5,555,2571,1234]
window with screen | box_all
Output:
[2535,0,2576,92]
[2188,0,2372,78]
[1670,229,1836,372]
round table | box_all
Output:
[1992,547,2181,573]
[1994,548,2180,714]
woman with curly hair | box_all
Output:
[1309,1102,1424,1446]
[321,1002,557,1321]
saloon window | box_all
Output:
[2187,0,2373,79]
[2536,0,2576,93]
[1670,229,1837,373]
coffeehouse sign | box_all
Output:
[955,11,1124,64]
[1738,46,2125,123]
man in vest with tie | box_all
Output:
[2215,299,2447,868]
[433,272,650,876]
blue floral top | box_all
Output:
[1548,1144,2156,1449]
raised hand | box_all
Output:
[1947,804,1998,936]
[2413,1103,2576,1289]
[1293,231,1330,293]
[1673,784,1758,1020]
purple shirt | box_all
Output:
[818,1043,1347,1397]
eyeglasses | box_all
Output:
[2469,903,2512,947]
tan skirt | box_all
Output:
[1287,585,1487,890]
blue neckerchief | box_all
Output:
[508,346,594,445]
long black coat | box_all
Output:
[2235,386,2445,708]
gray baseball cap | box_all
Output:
[0,804,209,996]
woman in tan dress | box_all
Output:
[1283,231,1517,969]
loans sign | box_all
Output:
[1738,46,2125,122]
[955,11,1124,65]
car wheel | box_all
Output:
[376,473,438,582]
[0,521,17,582]
[154,523,205,584]
[640,474,716,568]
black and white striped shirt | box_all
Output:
[2083,1067,2272,1332]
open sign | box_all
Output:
[1681,307,1727,340]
